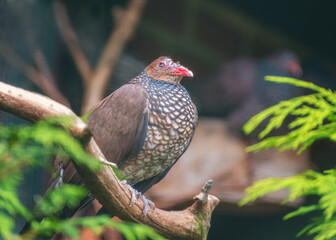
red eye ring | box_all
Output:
[159,62,165,68]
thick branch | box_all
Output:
[81,0,147,114]
[0,81,219,239]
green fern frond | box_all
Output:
[265,76,335,94]
[239,170,321,207]
[283,205,321,220]
[241,77,336,240]
[244,77,336,153]
[301,217,336,240]
[0,120,164,240]
[240,169,336,239]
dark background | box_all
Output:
[1,0,335,239]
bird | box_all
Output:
[86,56,197,214]
[20,57,197,236]
[196,50,302,132]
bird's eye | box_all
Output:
[158,62,165,68]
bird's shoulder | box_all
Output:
[87,83,150,165]
[97,84,149,110]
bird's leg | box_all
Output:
[55,168,64,188]
[52,160,65,189]
[121,180,155,215]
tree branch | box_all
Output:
[81,0,147,114]
[33,48,57,86]
[0,40,70,107]
[53,1,93,87]
[0,81,219,240]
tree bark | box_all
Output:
[0,81,219,240]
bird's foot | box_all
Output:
[55,167,64,189]
[139,194,155,215]
[121,180,155,215]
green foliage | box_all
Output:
[240,76,336,240]
[28,215,164,240]
[244,76,336,153]
[0,119,164,240]
[36,184,89,217]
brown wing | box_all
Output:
[87,84,149,167]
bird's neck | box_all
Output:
[130,70,181,86]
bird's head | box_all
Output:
[271,50,302,77]
[146,56,193,84]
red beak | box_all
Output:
[288,60,302,77]
[173,66,193,77]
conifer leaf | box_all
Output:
[283,205,321,220]
[0,119,164,240]
[242,77,336,240]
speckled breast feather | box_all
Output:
[121,72,198,184]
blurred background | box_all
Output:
[0,0,335,239]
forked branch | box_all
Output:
[0,41,70,107]
[81,0,148,114]
[53,1,93,87]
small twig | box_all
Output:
[53,0,93,87]
[81,0,147,114]
[33,48,56,85]
[194,180,213,204]
[0,40,70,107]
